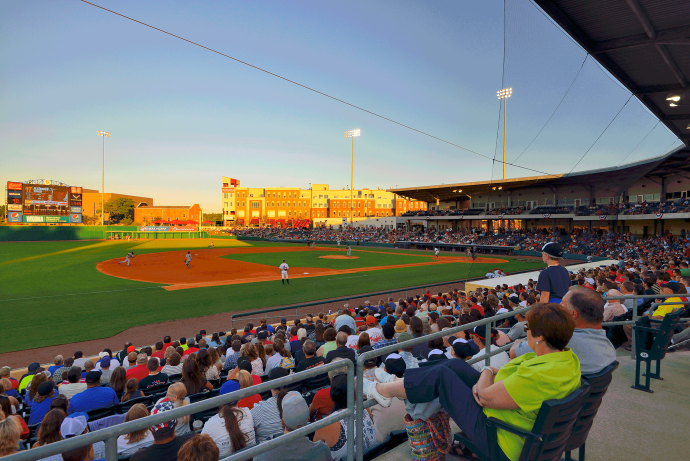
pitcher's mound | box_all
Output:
[319,255,359,260]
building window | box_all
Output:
[224,193,228,199]
[282,202,285,207]
[242,201,245,207]
[251,201,260,209]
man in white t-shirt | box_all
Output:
[279,259,290,285]
[364,316,383,344]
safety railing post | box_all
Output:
[346,359,355,461]
[104,436,117,461]
[484,322,492,366]
[355,357,365,461]
[631,296,638,359]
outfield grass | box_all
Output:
[0,239,543,353]
[223,248,437,269]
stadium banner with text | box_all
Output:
[70,206,83,213]
[7,181,23,191]
[7,212,22,223]
[8,191,22,198]
[139,226,169,232]
[70,214,82,223]
[23,215,70,223]
[7,204,23,211]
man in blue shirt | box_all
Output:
[69,371,118,414]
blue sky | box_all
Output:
[0,0,682,212]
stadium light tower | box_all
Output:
[97,131,111,226]
[497,88,512,179]
[344,129,361,226]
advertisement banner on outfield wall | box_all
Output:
[70,206,83,213]
[7,204,23,211]
[8,212,22,223]
[170,226,196,231]
[70,214,82,223]
[139,226,170,232]
[22,215,70,223]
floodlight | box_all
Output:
[344,129,361,138]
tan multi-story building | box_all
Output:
[134,204,202,226]
[82,190,153,223]
[221,177,426,226]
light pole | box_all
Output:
[496,88,512,179]
[344,129,361,226]
[97,131,111,226]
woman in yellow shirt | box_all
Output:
[368,303,582,461]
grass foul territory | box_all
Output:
[0,239,542,353]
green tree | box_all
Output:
[203,213,222,225]
[0,205,6,223]
[104,197,135,223]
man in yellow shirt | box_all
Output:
[652,281,687,318]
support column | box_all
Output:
[589,186,595,206]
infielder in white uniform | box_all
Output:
[337,239,341,247]
[185,251,192,269]
[118,251,135,266]
[280,259,289,285]
[346,245,351,257]
[434,247,440,258]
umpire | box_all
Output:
[536,242,571,304]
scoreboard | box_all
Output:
[6,181,83,223]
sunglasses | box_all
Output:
[524,325,530,332]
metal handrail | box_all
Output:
[4,360,355,461]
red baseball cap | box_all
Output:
[366,315,376,326]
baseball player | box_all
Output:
[279,259,290,285]
[311,240,316,249]
[346,245,351,257]
[337,239,341,247]
[118,251,135,266]
[208,241,214,249]
[434,247,440,258]
[184,251,192,269]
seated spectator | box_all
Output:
[0,367,18,391]
[506,310,528,341]
[373,323,398,351]
[313,373,375,459]
[222,340,242,372]
[316,328,337,357]
[49,394,70,414]
[69,371,118,414]
[58,412,101,461]
[308,358,345,421]
[165,383,192,437]
[0,378,20,402]
[139,358,169,389]
[250,367,290,443]
[288,327,303,356]
[254,392,331,461]
[652,281,686,317]
[359,346,377,381]
[32,408,66,448]
[117,404,155,456]
[264,339,295,374]
[121,378,143,403]
[130,398,194,461]
[151,342,166,361]
[0,414,21,458]
[325,332,356,365]
[236,370,261,410]
[469,327,511,372]
[511,289,617,375]
[52,357,73,384]
[202,381,255,457]
[181,356,212,396]
[109,366,127,396]
[396,333,419,370]
[183,339,199,356]
[26,372,50,406]
[313,324,327,350]
[369,303,582,461]
[127,354,151,382]
[178,434,220,461]
[240,343,264,376]
[81,360,95,379]
[124,351,138,370]
[48,356,64,377]
[73,351,87,370]
[295,340,326,387]
[18,362,42,392]
[603,289,627,322]
[99,356,113,385]
[198,349,220,381]
[0,394,27,440]
[161,352,183,376]
[58,367,86,400]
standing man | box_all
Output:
[184,251,192,269]
[434,247,440,258]
[280,259,290,285]
[118,251,135,266]
[208,241,214,249]
[536,242,571,304]
[347,245,352,257]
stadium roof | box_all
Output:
[534,0,690,145]
[389,146,690,202]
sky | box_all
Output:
[0,0,683,212]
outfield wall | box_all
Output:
[0,225,139,241]
[512,250,608,262]
[236,236,395,248]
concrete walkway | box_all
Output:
[374,349,690,461]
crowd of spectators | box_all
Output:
[1,250,690,460]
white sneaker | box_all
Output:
[363,379,392,408]
[375,368,395,383]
